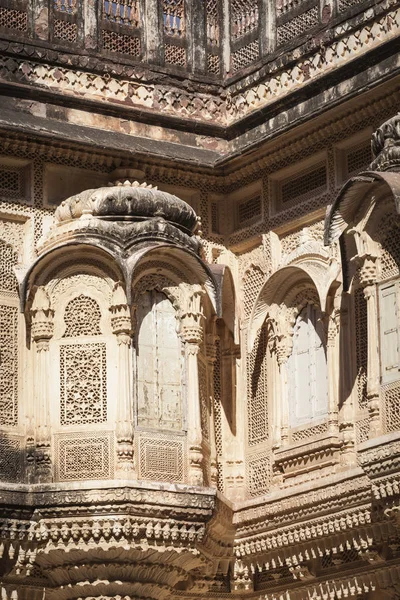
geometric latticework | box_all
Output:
[232,40,259,72]
[346,143,372,178]
[242,265,265,319]
[165,44,186,67]
[280,163,327,208]
[54,19,77,42]
[354,287,368,412]
[102,30,141,56]
[55,431,113,481]
[63,295,102,337]
[383,380,400,433]
[237,195,262,227]
[0,166,24,199]
[213,338,224,491]
[139,433,185,483]
[379,216,400,280]
[277,6,319,46]
[0,6,27,31]
[60,343,107,426]
[247,451,271,497]
[0,436,22,482]
[291,421,328,442]
[0,305,18,426]
[199,359,210,442]
[0,239,18,295]
[247,325,269,446]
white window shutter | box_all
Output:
[379,281,400,383]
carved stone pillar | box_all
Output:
[180,285,205,486]
[206,325,218,487]
[110,282,135,478]
[30,287,54,483]
[359,255,381,438]
[276,338,291,446]
[327,305,340,434]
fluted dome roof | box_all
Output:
[55,175,198,235]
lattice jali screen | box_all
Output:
[277,163,327,210]
[291,421,328,443]
[213,338,224,491]
[0,240,18,295]
[346,143,372,178]
[231,40,259,72]
[382,381,400,433]
[247,326,269,446]
[0,3,27,33]
[246,450,271,497]
[354,287,368,411]
[0,435,22,482]
[165,43,186,67]
[53,0,78,43]
[337,0,365,13]
[242,265,265,320]
[163,0,187,68]
[60,343,107,426]
[63,295,102,337]
[0,304,18,427]
[378,216,400,281]
[206,0,221,74]
[102,0,142,57]
[276,0,319,46]
[55,431,114,481]
[199,359,210,442]
[138,433,186,483]
[0,165,25,200]
[237,195,262,228]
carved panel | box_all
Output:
[63,294,102,337]
[0,304,18,427]
[0,435,22,482]
[60,343,107,426]
[247,325,269,446]
[138,433,185,483]
[55,431,113,481]
[0,240,18,296]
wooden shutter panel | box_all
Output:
[379,281,400,383]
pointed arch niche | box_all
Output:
[248,265,342,489]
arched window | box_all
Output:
[136,289,183,431]
[287,304,328,426]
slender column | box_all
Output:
[144,0,162,63]
[327,305,340,434]
[110,283,135,477]
[359,255,381,438]
[32,0,49,40]
[277,345,290,446]
[30,287,54,483]
[206,325,218,486]
[180,285,205,486]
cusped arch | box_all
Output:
[248,265,323,352]
[20,242,125,313]
[129,244,219,315]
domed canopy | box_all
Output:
[55,180,198,235]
